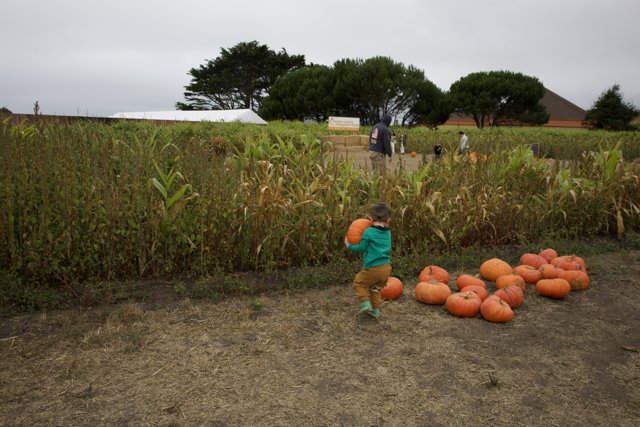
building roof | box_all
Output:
[109,109,267,124]
[541,89,586,120]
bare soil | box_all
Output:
[1,249,639,426]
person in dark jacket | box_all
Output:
[368,114,393,175]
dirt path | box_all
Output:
[1,250,639,426]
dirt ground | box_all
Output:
[1,249,639,426]
[332,149,428,172]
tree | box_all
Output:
[584,84,639,131]
[259,65,336,122]
[448,71,549,128]
[331,57,445,126]
[176,41,305,111]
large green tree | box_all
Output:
[584,84,639,131]
[259,65,336,122]
[332,57,446,126]
[176,41,305,111]
[448,71,549,128]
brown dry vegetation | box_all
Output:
[1,250,639,426]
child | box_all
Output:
[344,203,392,319]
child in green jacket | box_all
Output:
[345,203,392,319]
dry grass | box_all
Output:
[1,251,639,426]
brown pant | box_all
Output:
[370,151,386,176]
[353,264,392,309]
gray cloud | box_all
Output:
[2,0,639,116]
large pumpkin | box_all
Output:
[538,248,558,263]
[479,258,513,282]
[346,218,373,245]
[495,274,526,291]
[493,285,524,309]
[519,253,547,269]
[514,264,542,284]
[380,277,403,300]
[480,295,514,323]
[559,270,590,291]
[551,255,587,272]
[538,263,565,279]
[445,291,482,318]
[536,278,571,299]
[418,265,450,285]
[414,280,451,305]
[455,274,486,291]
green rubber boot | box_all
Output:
[358,301,372,314]
[368,308,380,319]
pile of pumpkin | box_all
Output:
[380,248,589,323]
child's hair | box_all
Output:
[370,202,391,222]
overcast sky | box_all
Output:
[2,0,639,117]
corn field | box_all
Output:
[1,118,639,287]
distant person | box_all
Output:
[399,133,407,155]
[457,131,469,155]
[345,202,392,319]
[434,144,443,161]
[369,115,393,175]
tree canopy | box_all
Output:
[584,84,639,131]
[448,71,549,128]
[176,41,305,111]
[260,56,448,126]
[259,65,335,122]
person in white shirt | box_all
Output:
[457,131,469,155]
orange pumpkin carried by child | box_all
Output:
[345,218,373,245]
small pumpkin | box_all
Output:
[493,285,524,309]
[479,258,513,282]
[559,270,590,291]
[538,263,565,279]
[514,264,542,284]
[380,277,403,300]
[414,280,451,305]
[519,253,547,269]
[418,265,450,285]
[551,255,586,272]
[495,274,526,291]
[536,278,571,299]
[538,248,558,263]
[345,218,373,245]
[410,151,417,157]
[480,295,515,323]
[455,274,486,291]
[445,291,482,318]
[462,284,489,301]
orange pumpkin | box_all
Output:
[493,285,524,309]
[559,270,590,291]
[410,151,417,157]
[418,265,450,285]
[445,291,482,318]
[536,278,571,299]
[479,258,513,282]
[519,253,547,269]
[538,263,565,279]
[514,264,542,284]
[538,248,558,263]
[551,255,587,272]
[463,284,489,301]
[495,274,526,291]
[480,295,514,323]
[414,280,451,305]
[345,218,373,245]
[380,277,403,300]
[455,274,486,291]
